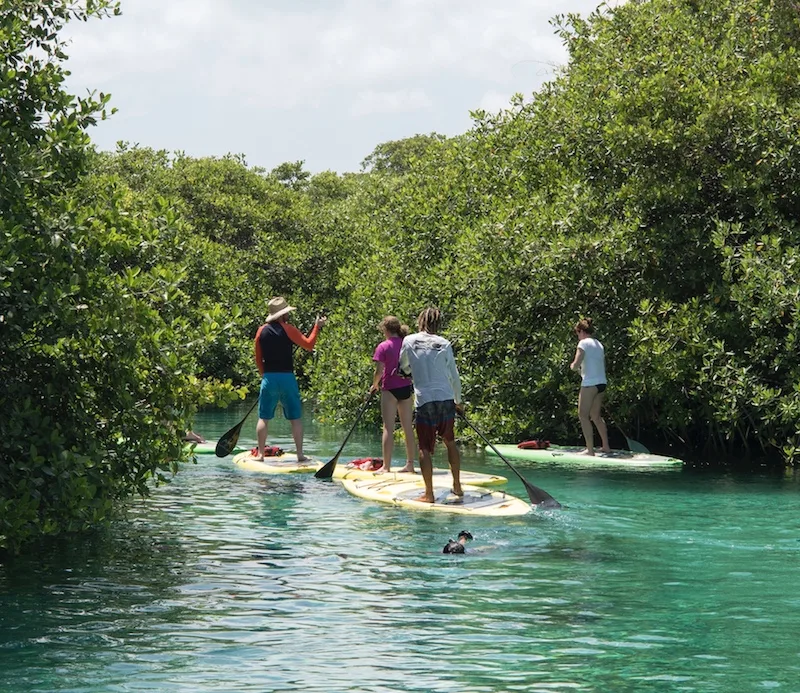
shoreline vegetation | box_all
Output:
[3,0,800,549]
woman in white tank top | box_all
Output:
[569,318,611,455]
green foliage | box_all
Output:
[0,2,240,552]
[8,0,800,555]
[360,133,448,175]
[308,0,800,465]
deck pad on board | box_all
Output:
[486,444,683,468]
[333,465,507,487]
[341,478,531,516]
[233,451,321,474]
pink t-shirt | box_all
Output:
[373,336,412,390]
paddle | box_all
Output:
[215,398,258,457]
[612,420,650,454]
[458,412,562,510]
[314,391,375,479]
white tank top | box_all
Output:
[578,337,606,387]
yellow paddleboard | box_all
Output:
[340,478,531,516]
[233,451,321,474]
[333,465,507,487]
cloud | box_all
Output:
[350,89,432,117]
[61,0,611,172]
[65,0,591,103]
[477,90,516,115]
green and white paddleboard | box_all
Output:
[486,444,683,469]
[188,441,245,456]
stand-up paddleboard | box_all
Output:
[341,478,531,516]
[334,461,507,487]
[233,450,321,474]
[189,441,245,456]
[485,444,683,468]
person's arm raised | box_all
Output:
[284,316,325,351]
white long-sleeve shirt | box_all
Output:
[398,332,462,407]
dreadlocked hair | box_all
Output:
[417,307,443,334]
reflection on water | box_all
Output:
[1,405,799,692]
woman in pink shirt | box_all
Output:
[369,316,416,473]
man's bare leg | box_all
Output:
[290,418,307,461]
[256,418,269,461]
[444,438,463,496]
[416,449,434,502]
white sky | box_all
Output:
[64,0,616,174]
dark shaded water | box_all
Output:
[2,405,799,692]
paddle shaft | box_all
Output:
[314,391,375,479]
[458,413,561,509]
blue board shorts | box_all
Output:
[259,372,303,420]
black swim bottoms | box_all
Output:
[582,384,607,393]
[389,385,413,401]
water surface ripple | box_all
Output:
[2,410,799,692]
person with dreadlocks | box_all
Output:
[398,307,464,503]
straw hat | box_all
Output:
[266,296,296,323]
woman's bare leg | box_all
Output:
[589,391,611,452]
[578,386,598,455]
[378,390,397,472]
[397,397,416,473]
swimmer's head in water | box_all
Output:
[443,540,465,554]
[458,530,473,541]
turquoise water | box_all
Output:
[2,405,799,692]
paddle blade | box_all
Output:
[517,475,561,509]
[314,453,340,480]
[314,391,375,480]
[215,427,242,458]
[215,398,258,457]
[626,437,650,454]
[614,421,651,454]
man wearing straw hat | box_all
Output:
[254,297,326,462]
